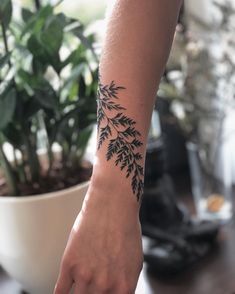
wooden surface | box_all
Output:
[1,174,235,294]
[141,225,235,294]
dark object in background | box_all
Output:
[156,97,188,174]
[144,136,166,187]
[141,135,219,276]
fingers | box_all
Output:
[73,283,89,294]
[54,263,74,294]
[55,268,137,294]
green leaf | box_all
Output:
[77,125,93,151]
[21,5,53,37]
[78,76,86,98]
[72,25,97,61]
[32,56,48,74]
[34,79,58,110]
[32,11,67,33]
[27,35,61,72]
[24,99,41,119]
[22,8,34,23]
[61,63,86,100]
[40,15,64,56]
[18,69,35,85]
[27,34,46,59]
[3,124,24,148]
[0,0,12,29]
[0,52,11,69]
[27,20,63,73]
[55,13,67,28]
[63,63,85,89]
[62,46,86,68]
[18,70,58,110]
[0,88,16,130]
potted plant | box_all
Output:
[0,0,99,293]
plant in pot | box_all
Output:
[0,0,99,293]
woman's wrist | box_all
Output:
[84,167,142,217]
[90,151,145,197]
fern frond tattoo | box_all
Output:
[96,75,144,201]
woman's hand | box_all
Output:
[54,181,143,294]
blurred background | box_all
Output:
[18,0,107,23]
[0,0,235,293]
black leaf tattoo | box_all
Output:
[96,75,144,201]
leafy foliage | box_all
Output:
[0,0,12,29]
[97,78,144,201]
[0,0,99,196]
[0,88,16,130]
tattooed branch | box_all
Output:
[96,76,144,201]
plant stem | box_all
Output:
[35,0,41,11]
[22,126,40,182]
[1,22,9,53]
[1,22,11,67]
[27,139,40,181]
[54,0,64,8]
[0,136,18,196]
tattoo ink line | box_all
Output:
[96,75,144,201]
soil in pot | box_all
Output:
[0,159,93,197]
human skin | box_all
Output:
[54,0,182,293]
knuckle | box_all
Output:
[95,276,112,292]
[96,282,111,292]
[77,268,93,284]
[54,283,65,294]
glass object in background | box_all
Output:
[148,109,162,142]
[187,142,233,223]
[144,110,165,186]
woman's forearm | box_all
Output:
[90,0,183,204]
[55,2,183,293]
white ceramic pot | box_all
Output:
[0,181,90,294]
